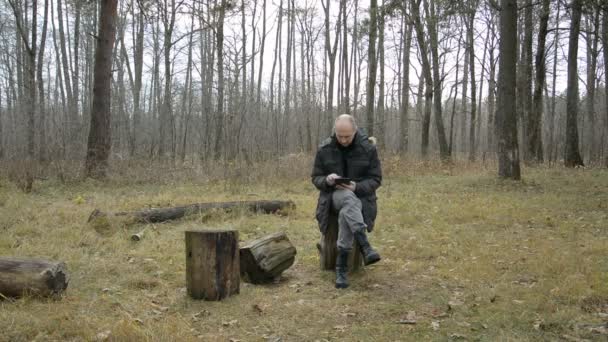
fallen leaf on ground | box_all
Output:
[431,321,440,331]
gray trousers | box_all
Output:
[332,189,367,251]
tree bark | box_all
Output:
[528,0,549,163]
[185,230,239,300]
[466,2,477,162]
[427,0,449,160]
[564,0,585,167]
[0,257,68,298]
[400,3,412,154]
[603,1,608,167]
[84,0,118,178]
[240,232,296,284]
[496,0,521,179]
[366,0,378,136]
[213,0,227,160]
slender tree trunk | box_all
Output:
[85,0,118,178]
[400,3,412,154]
[450,37,462,155]
[57,0,76,156]
[529,0,549,163]
[427,0,449,160]
[410,0,432,158]
[487,14,497,154]
[366,0,378,136]
[467,3,477,162]
[130,3,144,157]
[564,0,585,167]
[549,2,560,163]
[213,0,227,160]
[585,9,600,163]
[37,0,49,162]
[377,1,385,147]
[460,19,469,154]
[496,0,521,179]
[603,1,608,167]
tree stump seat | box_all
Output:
[317,211,364,272]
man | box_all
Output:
[311,114,382,289]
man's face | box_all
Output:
[335,121,356,147]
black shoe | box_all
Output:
[354,231,381,266]
[335,248,350,289]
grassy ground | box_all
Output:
[0,158,607,341]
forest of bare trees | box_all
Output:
[1,0,607,178]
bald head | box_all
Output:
[334,114,357,147]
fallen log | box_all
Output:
[0,257,68,298]
[88,200,295,224]
[240,232,297,284]
[185,230,240,300]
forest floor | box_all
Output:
[0,157,607,341]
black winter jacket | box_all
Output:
[311,130,382,234]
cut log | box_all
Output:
[185,230,239,300]
[89,200,295,224]
[0,258,68,298]
[240,232,297,284]
[317,214,363,272]
[131,228,147,241]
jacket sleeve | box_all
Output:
[354,147,382,197]
[311,149,332,192]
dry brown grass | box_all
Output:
[0,156,607,341]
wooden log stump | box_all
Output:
[0,258,68,298]
[318,213,363,272]
[240,232,297,284]
[89,200,295,224]
[185,230,239,300]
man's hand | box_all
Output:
[336,181,356,192]
[326,173,340,186]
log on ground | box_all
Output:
[0,257,69,298]
[185,230,240,300]
[89,200,295,224]
[240,232,297,284]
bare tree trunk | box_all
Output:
[85,0,118,178]
[340,0,350,114]
[400,2,412,154]
[460,18,469,155]
[179,15,195,163]
[410,0,432,158]
[564,0,585,167]
[37,0,50,162]
[529,0,549,164]
[427,0,449,160]
[466,2,477,162]
[450,36,462,155]
[603,1,608,167]
[213,0,227,160]
[549,2,560,163]
[321,0,341,126]
[487,14,497,154]
[57,0,76,156]
[130,1,144,157]
[584,8,600,163]
[377,0,385,147]
[256,0,267,122]
[496,0,521,179]
[366,0,378,136]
